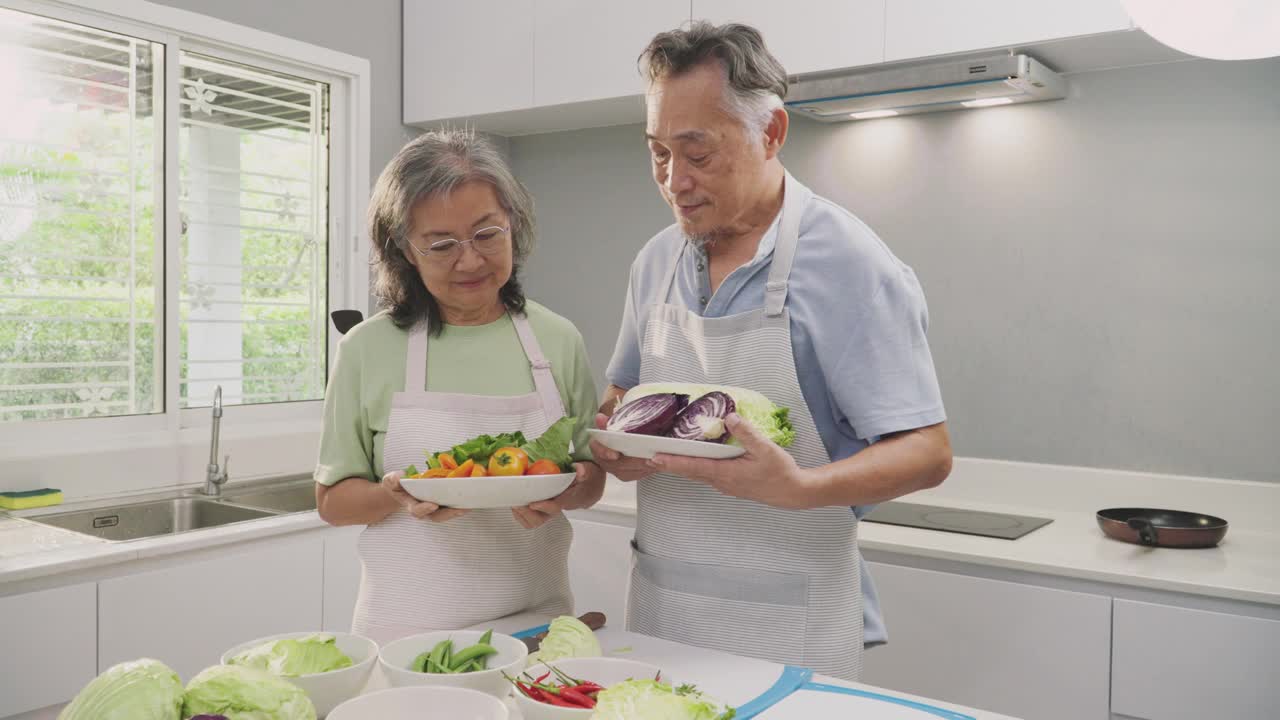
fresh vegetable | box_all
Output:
[591,679,735,720]
[519,416,576,470]
[606,393,689,436]
[488,447,530,476]
[622,383,795,448]
[182,665,315,720]
[405,419,575,478]
[508,664,607,709]
[668,391,736,443]
[446,459,476,478]
[410,630,498,674]
[57,658,184,720]
[528,614,602,666]
[227,633,353,677]
[526,458,562,475]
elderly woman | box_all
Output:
[314,129,604,644]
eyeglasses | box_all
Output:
[409,225,510,262]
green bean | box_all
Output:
[448,643,497,671]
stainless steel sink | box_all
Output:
[26,498,274,542]
[221,483,317,514]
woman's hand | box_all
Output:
[382,471,470,523]
[511,460,605,529]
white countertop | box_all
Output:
[3,458,1279,607]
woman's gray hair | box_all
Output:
[369,128,535,334]
[639,22,788,136]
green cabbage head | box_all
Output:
[58,658,184,720]
[528,614,602,665]
[590,679,736,720]
[229,634,352,677]
[182,665,315,720]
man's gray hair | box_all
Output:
[369,127,535,333]
[639,22,788,135]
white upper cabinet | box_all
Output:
[403,0,535,123]
[693,0,886,76]
[885,0,1133,62]
[535,0,690,106]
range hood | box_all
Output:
[786,53,1066,121]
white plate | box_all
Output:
[400,473,574,509]
[587,429,745,460]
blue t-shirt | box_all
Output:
[606,178,947,645]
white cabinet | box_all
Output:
[1111,600,1280,720]
[0,583,96,717]
[884,0,1132,62]
[861,562,1111,720]
[99,536,324,681]
[693,0,885,76]
[403,0,535,123]
[322,526,364,633]
[567,517,633,627]
[535,0,689,106]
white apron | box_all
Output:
[352,313,574,645]
[626,173,865,680]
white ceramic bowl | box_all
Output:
[327,686,508,720]
[379,629,528,698]
[220,631,378,718]
[400,473,574,509]
[586,429,745,460]
[512,657,665,720]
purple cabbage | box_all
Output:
[668,391,736,443]
[189,716,230,720]
[607,393,688,436]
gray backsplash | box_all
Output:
[509,57,1280,483]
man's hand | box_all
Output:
[649,413,816,509]
[382,471,470,522]
[588,413,655,482]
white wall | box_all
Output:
[509,57,1280,483]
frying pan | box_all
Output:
[331,309,364,335]
[1096,507,1228,548]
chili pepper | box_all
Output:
[561,687,596,708]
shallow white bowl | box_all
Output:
[512,657,665,720]
[220,631,378,718]
[587,429,745,460]
[327,686,508,720]
[400,472,574,509]
[378,629,528,698]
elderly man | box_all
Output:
[590,22,952,680]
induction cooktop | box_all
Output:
[863,501,1053,540]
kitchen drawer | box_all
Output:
[1112,599,1280,720]
[0,583,96,717]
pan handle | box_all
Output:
[1127,517,1158,546]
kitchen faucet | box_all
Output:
[203,385,230,496]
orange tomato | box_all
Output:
[446,459,475,478]
[488,447,529,476]
[526,458,562,475]
[470,464,487,477]
[438,453,458,470]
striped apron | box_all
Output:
[626,173,864,680]
[351,313,574,645]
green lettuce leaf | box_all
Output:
[591,679,735,720]
[228,634,353,677]
[520,416,575,470]
[182,665,315,720]
[58,658,184,720]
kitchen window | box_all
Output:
[0,1,368,444]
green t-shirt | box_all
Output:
[315,302,598,485]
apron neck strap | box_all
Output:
[510,311,567,422]
[765,171,809,318]
[403,313,564,420]
[405,323,429,391]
